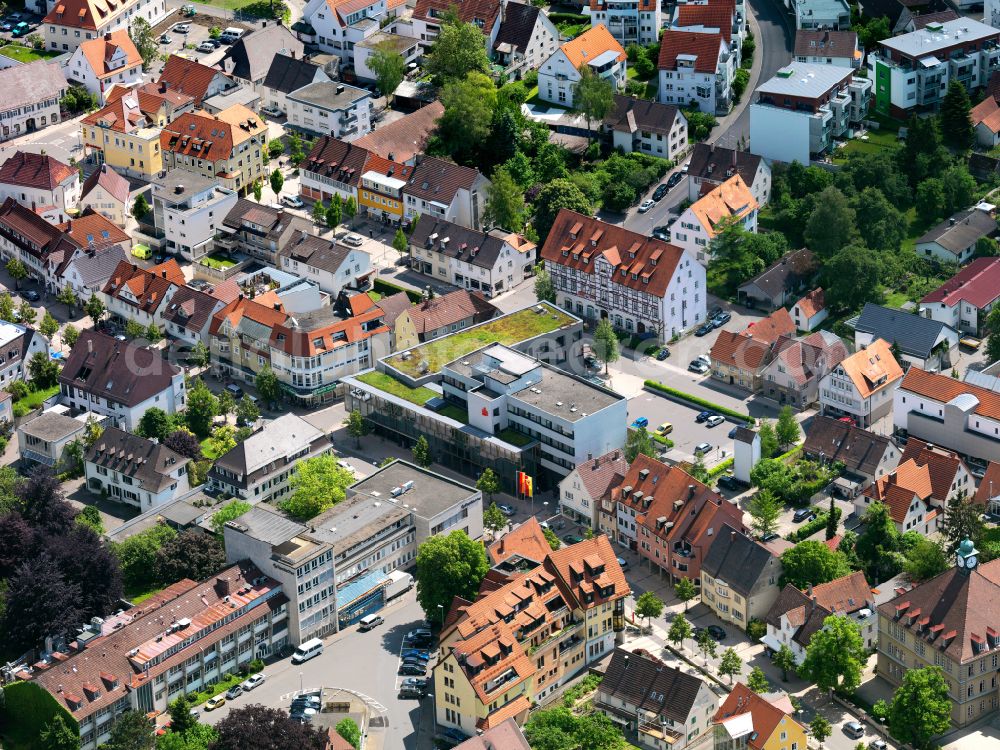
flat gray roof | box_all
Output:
[509,366,623,422]
[288,81,369,111]
[309,493,410,553]
[879,17,998,57]
[345,460,478,519]
[152,168,218,199]
[755,62,853,98]
[19,411,86,441]
[227,505,306,545]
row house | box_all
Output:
[66,30,143,105]
[84,427,190,512]
[434,528,629,734]
[0,319,50,391]
[558,449,629,531]
[749,62,871,165]
[687,143,771,207]
[760,330,849,408]
[59,330,186,431]
[409,0,503,48]
[818,337,903,429]
[609,454,744,585]
[44,0,167,54]
[707,307,795,392]
[920,257,1000,336]
[0,197,79,287]
[537,24,627,107]
[49,210,131,296]
[0,151,80,224]
[299,136,371,205]
[713,683,808,750]
[403,156,490,230]
[102,258,185,331]
[794,29,861,68]
[0,62,67,143]
[658,31,734,115]
[701,525,782,628]
[157,55,234,106]
[671,174,758,264]
[541,210,706,341]
[81,164,131,227]
[393,289,499,351]
[409,215,537,299]
[358,154,413,225]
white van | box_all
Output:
[291,638,323,664]
[219,27,244,43]
[358,614,384,632]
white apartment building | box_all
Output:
[65,30,144,105]
[790,0,850,30]
[750,63,872,164]
[0,62,67,142]
[84,427,190,512]
[538,24,627,106]
[44,0,168,53]
[604,95,689,162]
[17,410,88,469]
[657,30,734,115]
[0,320,50,389]
[542,210,707,340]
[151,170,239,261]
[280,231,373,297]
[920,257,1000,336]
[818,338,903,429]
[0,151,80,223]
[286,82,373,140]
[302,0,402,66]
[402,156,490,231]
[671,175,758,265]
[588,0,661,46]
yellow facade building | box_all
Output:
[81,88,166,180]
[713,683,807,750]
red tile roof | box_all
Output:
[81,163,131,206]
[793,287,825,319]
[44,0,103,31]
[975,461,1000,505]
[658,30,725,73]
[714,683,797,750]
[158,55,228,104]
[837,338,903,399]
[412,0,502,30]
[58,208,129,249]
[489,517,553,565]
[921,257,1000,309]
[899,366,1000,419]
[78,29,142,80]
[743,307,796,344]
[0,151,76,191]
[899,438,966,501]
[674,0,736,42]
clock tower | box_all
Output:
[956,539,979,574]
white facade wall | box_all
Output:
[750,104,813,164]
[85,459,189,512]
[819,368,898,428]
[66,44,143,105]
[286,92,373,140]
[279,247,372,296]
[156,188,238,262]
[46,0,167,53]
[589,3,661,46]
[0,174,80,222]
[64,372,186,431]
[672,204,757,265]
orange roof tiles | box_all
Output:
[560,24,626,69]
[58,209,129,249]
[689,174,757,239]
[901,365,1000,420]
[714,683,798,750]
[0,151,76,191]
[78,29,142,80]
[899,438,966,502]
[675,0,736,42]
[837,338,903,399]
[161,108,263,161]
[158,55,228,104]
[744,307,795,344]
[793,288,825,319]
[353,101,444,163]
[972,96,1000,133]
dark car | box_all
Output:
[793,508,817,523]
[666,172,683,189]
[711,311,732,328]
[707,625,727,640]
[717,474,740,491]
[728,426,738,439]
[563,533,584,545]
[709,306,723,318]
[22,290,39,302]
[403,677,430,690]
[695,411,714,423]
[399,685,425,699]
[399,663,426,676]
[694,322,714,337]
[652,225,671,240]
[760,532,780,542]
[402,649,430,661]
[652,183,669,201]
[655,348,670,361]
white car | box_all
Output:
[343,233,364,247]
[706,415,726,427]
[281,194,305,209]
[196,41,215,52]
[696,354,711,366]
[260,105,283,118]
[638,199,654,213]
[241,673,265,691]
[173,22,190,32]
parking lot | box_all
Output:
[148,13,253,76]
[628,390,739,467]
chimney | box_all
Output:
[688,484,696,499]
[159,81,167,93]
[67,219,72,231]
[175,184,184,194]
[104,32,112,41]
[214,577,230,597]
[87,338,93,354]
[161,270,167,279]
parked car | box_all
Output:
[695,411,714,423]
[652,183,669,201]
[616,556,629,571]
[173,22,190,32]
[241,673,265,691]
[666,172,683,188]
[261,105,284,118]
[399,663,426,676]
[728,426,738,439]
[196,40,215,52]
[652,225,671,241]
[498,504,515,516]
[843,721,865,740]
[399,684,425,699]
[401,649,430,661]
[22,290,39,302]
[11,22,29,37]
[638,199,654,213]
[689,361,708,374]
[403,677,430,690]
[655,422,673,436]
[695,322,714,336]
[717,474,740,491]
[563,533,584,545]
[695,625,727,641]
[204,696,226,711]
[225,684,243,700]
[281,194,305,209]
[792,508,817,523]
[760,532,780,542]
[711,311,732,328]
[696,354,711,366]
[706,415,725,427]
[343,233,364,247]
[159,33,171,43]
[868,741,887,750]
[694,442,713,455]
[405,628,433,641]
[225,383,244,398]
[655,348,670,361]
[0,22,11,30]
[630,417,649,429]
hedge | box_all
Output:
[643,381,753,423]
[707,457,735,480]
[0,681,79,750]
[548,11,588,23]
[785,507,842,543]
[373,278,422,303]
[651,433,675,449]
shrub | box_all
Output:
[373,278,423,302]
[644,380,753,423]
[786,507,842,543]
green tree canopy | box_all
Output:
[940,79,973,150]
[748,489,781,539]
[438,72,497,162]
[281,454,355,520]
[533,178,591,242]
[484,166,526,232]
[804,186,858,260]
[625,426,656,462]
[779,540,852,589]
[800,614,867,694]
[635,591,664,626]
[573,63,614,138]
[424,19,490,83]
[368,42,406,103]
[593,318,619,374]
[211,499,252,533]
[888,666,952,750]
[414,530,489,621]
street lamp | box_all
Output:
[299,671,303,694]
[437,603,444,626]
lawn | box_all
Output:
[12,384,60,417]
[124,582,165,605]
[355,370,437,406]
[498,427,534,447]
[201,253,238,270]
[367,290,383,303]
[438,403,468,423]
[831,127,901,162]
[385,303,577,376]
[0,44,61,63]
[200,437,223,460]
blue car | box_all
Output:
[696,411,713,423]
[630,417,649,429]
[402,649,430,661]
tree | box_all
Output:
[168,694,199,737]
[154,529,226,583]
[210,499,252,533]
[188,339,210,369]
[344,196,357,227]
[904,537,949,582]
[484,167,526,231]
[312,199,327,225]
[425,20,490,82]
[84,293,105,324]
[147,320,162,341]
[18,300,36,327]
[854,501,904,582]
[17,466,75,533]
[438,72,497,162]
[28,350,59,388]
[668,613,692,650]
[747,666,770,694]
[158,724,218,750]
[749,489,781,539]
[326,196,342,229]
[675,576,697,612]
[111,524,175,589]
[369,42,406,103]
[215,389,235,419]
[593,318,619,375]
[253,180,263,202]
[780,540,851,589]
[62,323,79,349]
[282,454,355,520]
[477,468,500,502]
[775,406,799,449]
[804,186,858,260]
[773,643,797,682]
[719,647,742,683]
[534,264,556,303]
[129,17,159,72]
[852,187,907,255]
[164,429,202,459]
[941,164,977,216]
[287,131,305,167]
[758,420,779,459]
[335,718,361,750]
[940,493,984,549]
[56,284,78,316]
[185,379,218,437]
[269,168,284,197]
[810,716,832,747]
[573,63,614,139]
[888,666,952,750]
[1,553,82,653]
[124,319,145,339]
[915,177,947,224]
[825,495,838,540]
[392,228,409,254]
[255,365,281,408]
[76,504,103,534]
[0,291,14,322]
[39,714,79,750]
[696,627,717,663]
[40,311,59,340]
[533,178,592,242]
[857,15,890,51]
[345,408,370,448]
[211,705,328,750]
[5,257,26,290]
[635,591,664,627]
[823,243,882,312]
[236,394,259,426]
[132,193,150,221]
[483,502,507,535]
[414,530,489,621]
[412,434,432,467]
[800,614,866,694]
[104,710,155,750]
[137,406,171,440]
[625,426,656,463]
[940,79,974,150]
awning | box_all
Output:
[761,634,783,653]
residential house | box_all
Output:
[0,151,80,223]
[433,532,629,732]
[66,30,143,105]
[869,18,1000,117]
[893,366,1000,465]
[221,199,314,266]
[858,0,951,35]
[490,2,559,79]
[657,30,733,115]
[971,95,1000,147]
[612,454,745,584]
[84,426,190,512]
[350,290,410,349]
[537,25,627,107]
[260,53,331,115]
[157,54,236,105]
[80,88,165,180]
[149,170,239,262]
[701,525,782,628]
[58,330,186,430]
[603,95,688,162]
[876,542,1000,727]
[123,81,196,120]
[760,330,849,408]
[0,62,67,142]
[279,229,373,296]
[409,0,504,50]
[764,571,875,662]
[596,648,717,750]
[451,720,531,750]
[793,29,861,67]
[488,516,552,565]
[101,258,200,334]
[920,257,1000,336]
[541,210,707,340]
[356,33,421,83]
[0,197,75,287]
[559,448,629,531]
[712,683,807,750]
[916,207,997,265]
[80,164,130,227]
[791,0,850,29]
[750,63,871,164]
[303,0,407,65]
[53,244,129,303]
[353,101,444,164]
[298,136,369,205]
[708,308,796,392]
[0,319,50,390]
[159,285,226,347]
[410,215,537,299]
[671,0,744,65]
[207,413,332,504]
[217,23,303,89]
[801,415,900,498]
[17,410,88,470]
[970,153,1000,182]
[790,288,826,331]
[818,337,903,428]
[738,248,818,310]
[589,0,660,46]
[402,156,490,230]
[43,0,167,54]
[976,460,1000,514]
[286,82,373,140]
[859,437,972,532]
[687,143,771,207]
[394,290,499,351]
[51,210,132,296]
[159,106,268,196]
[357,154,413,225]
[0,391,11,426]
[855,302,959,372]
[671,174,758,264]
